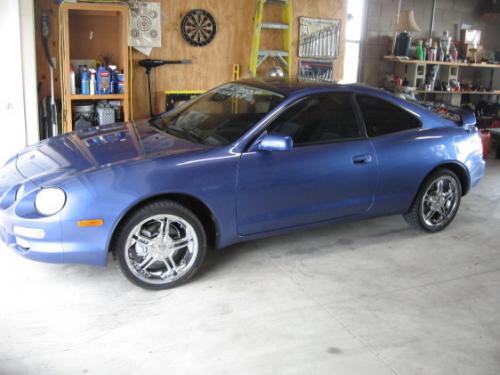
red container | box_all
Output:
[480,129,491,160]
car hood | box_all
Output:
[15,119,208,186]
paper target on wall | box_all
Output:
[129,2,161,48]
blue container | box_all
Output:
[81,70,90,95]
[110,69,118,94]
[97,66,111,95]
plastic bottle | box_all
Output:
[81,67,90,95]
[430,42,438,61]
[97,66,111,95]
[416,40,424,60]
[450,45,458,62]
[89,68,96,95]
[438,45,444,61]
[70,65,76,95]
[108,65,117,94]
[117,72,125,94]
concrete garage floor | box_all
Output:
[1,161,499,375]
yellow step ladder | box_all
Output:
[249,0,292,77]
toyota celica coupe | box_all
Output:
[0,79,485,289]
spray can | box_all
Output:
[117,73,125,94]
[89,68,96,95]
[97,66,111,94]
[108,65,117,94]
[70,65,76,95]
[81,67,90,95]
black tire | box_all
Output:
[115,200,207,290]
[403,168,462,232]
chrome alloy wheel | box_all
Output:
[421,176,459,228]
[124,214,199,285]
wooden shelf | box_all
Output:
[415,90,500,95]
[60,2,126,12]
[384,56,500,69]
[71,94,125,100]
[60,2,129,133]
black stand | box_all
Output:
[139,59,192,117]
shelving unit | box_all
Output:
[415,90,500,95]
[71,94,126,101]
[60,2,129,133]
[383,56,500,69]
[383,55,500,105]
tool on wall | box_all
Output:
[232,64,241,81]
[249,0,292,77]
[138,59,192,117]
[41,10,59,137]
[298,17,341,59]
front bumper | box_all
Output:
[0,207,111,266]
[0,208,65,263]
[0,154,110,267]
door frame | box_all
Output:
[20,0,39,145]
[0,0,39,165]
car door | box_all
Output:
[236,92,378,235]
[354,94,424,215]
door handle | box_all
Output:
[352,154,372,164]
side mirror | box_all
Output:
[257,134,293,152]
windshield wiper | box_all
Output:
[179,129,205,144]
[149,117,166,131]
[159,125,204,144]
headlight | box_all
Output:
[35,188,66,216]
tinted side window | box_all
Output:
[356,95,421,137]
[267,93,362,146]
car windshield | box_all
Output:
[150,83,286,146]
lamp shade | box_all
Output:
[396,10,421,32]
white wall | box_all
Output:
[0,0,38,166]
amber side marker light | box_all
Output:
[77,219,104,227]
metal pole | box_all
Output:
[146,68,153,118]
[392,0,402,55]
[430,0,437,37]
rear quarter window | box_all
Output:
[356,95,421,137]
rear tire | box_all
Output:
[403,169,462,232]
[115,200,207,290]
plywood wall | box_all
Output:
[35,0,347,119]
[35,0,61,99]
[132,0,346,119]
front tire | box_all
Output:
[404,169,462,232]
[115,200,207,290]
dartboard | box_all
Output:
[181,9,217,47]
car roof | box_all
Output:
[237,77,383,97]
[236,78,451,129]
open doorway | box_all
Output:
[342,0,366,83]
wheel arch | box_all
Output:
[430,161,471,196]
[107,193,220,255]
[405,161,470,215]
[412,161,470,204]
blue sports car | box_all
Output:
[0,79,485,289]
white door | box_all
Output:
[0,0,38,166]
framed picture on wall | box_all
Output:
[298,59,334,82]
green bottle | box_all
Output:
[416,40,425,60]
